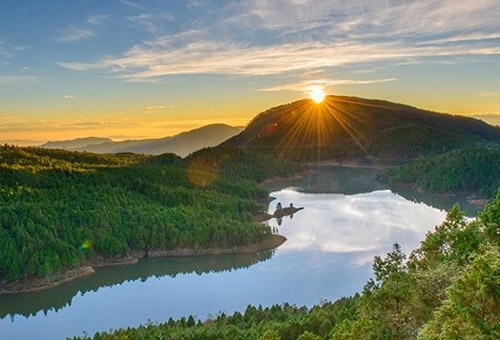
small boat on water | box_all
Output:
[273,202,304,218]
[253,202,304,223]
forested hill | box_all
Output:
[381,146,500,198]
[0,145,298,285]
[222,95,500,161]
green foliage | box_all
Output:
[382,147,500,197]
[69,299,360,340]
[0,145,292,282]
[479,189,500,246]
[418,247,500,339]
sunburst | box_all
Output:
[309,88,325,103]
[271,96,368,162]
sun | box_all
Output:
[309,88,325,103]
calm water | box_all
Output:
[0,187,447,340]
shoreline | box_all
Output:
[0,234,286,295]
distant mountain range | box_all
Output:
[40,124,242,157]
[40,96,500,162]
[221,95,500,162]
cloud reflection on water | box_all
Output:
[267,189,447,260]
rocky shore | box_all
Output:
[0,234,286,294]
[0,266,95,294]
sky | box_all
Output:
[1,0,500,145]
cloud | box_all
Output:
[0,39,26,59]
[58,36,500,81]
[259,78,396,92]
[0,75,36,85]
[64,94,75,100]
[469,113,500,126]
[145,105,168,112]
[476,91,498,98]
[121,0,142,9]
[57,1,500,81]
[127,13,175,35]
[54,14,108,42]
[55,25,95,43]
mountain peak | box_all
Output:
[222,95,500,161]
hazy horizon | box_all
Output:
[3,97,500,147]
[2,1,500,144]
[5,122,244,147]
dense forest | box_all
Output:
[381,147,500,198]
[70,191,500,340]
[223,96,500,161]
[0,145,299,283]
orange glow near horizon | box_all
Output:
[0,116,254,146]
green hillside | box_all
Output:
[381,147,500,198]
[223,96,500,161]
[0,145,297,284]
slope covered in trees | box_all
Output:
[381,147,500,198]
[69,191,500,340]
[0,145,298,285]
[223,96,500,161]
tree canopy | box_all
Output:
[0,145,299,283]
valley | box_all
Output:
[1,96,499,340]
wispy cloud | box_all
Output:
[0,75,36,85]
[259,78,396,92]
[58,37,500,81]
[55,25,95,43]
[469,113,500,126]
[476,91,498,98]
[127,13,175,35]
[121,0,142,9]
[57,0,500,83]
[145,105,171,113]
[54,14,108,42]
[0,39,26,59]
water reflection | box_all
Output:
[0,250,275,319]
[0,185,450,340]
[267,189,446,262]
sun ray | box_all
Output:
[255,94,376,165]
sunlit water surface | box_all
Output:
[0,189,446,340]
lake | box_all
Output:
[0,166,457,340]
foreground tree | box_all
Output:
[418,247,500,339]
[331,243,416,340]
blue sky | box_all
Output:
[1,0,500,144]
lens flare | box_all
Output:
[187,156,219,188]
[79,240,92,251]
